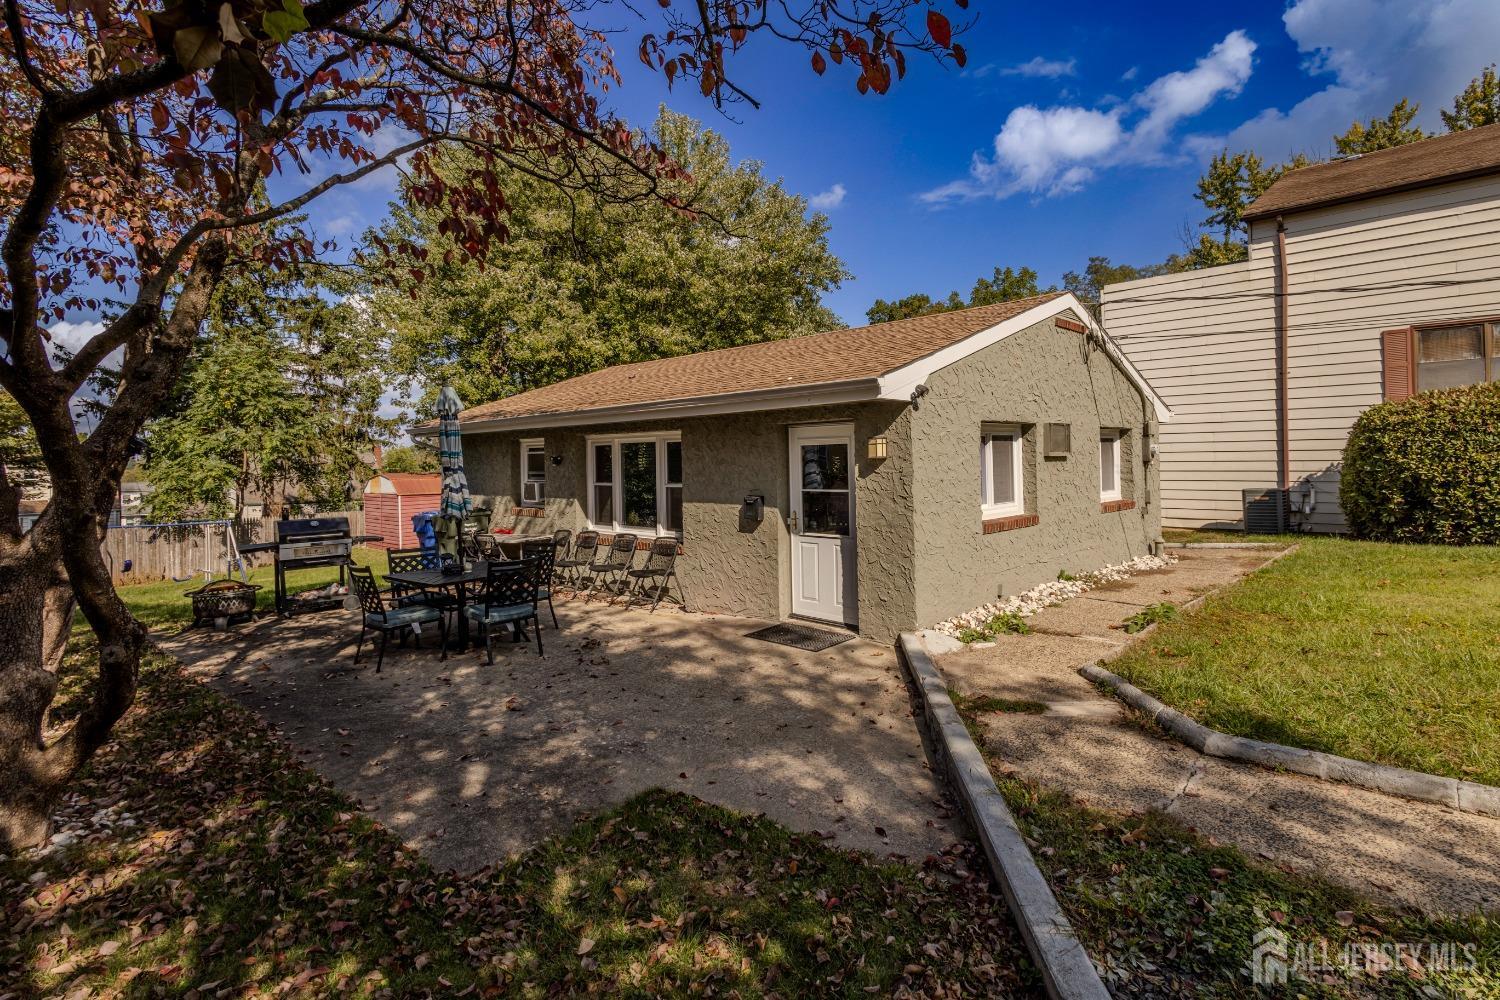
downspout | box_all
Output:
[1274,216,1291,492]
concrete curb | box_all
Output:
[1081,663,1500,819]
[1164,541,1290,549]
[898,633,1109,1000]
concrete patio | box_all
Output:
[156,600,962,872]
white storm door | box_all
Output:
[788,424,857,625]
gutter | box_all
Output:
[1274,216,1291,491]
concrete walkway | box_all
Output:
[932,549,1500,916]
[157,603,961,872]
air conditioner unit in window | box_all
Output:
[521,481,545,505]
[1241,487,1289,534]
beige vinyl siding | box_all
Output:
[1106,171,1500,532]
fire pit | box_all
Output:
[185,580,262,629]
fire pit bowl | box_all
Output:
[185,580,262,628]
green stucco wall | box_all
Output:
[909,316,1162,626]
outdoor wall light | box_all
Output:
[550,454,564,466]
[867,435,889,461]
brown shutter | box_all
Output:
[1381,328,1415,401]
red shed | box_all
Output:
[363,473,442,550]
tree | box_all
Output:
[366,109,848,410]
[1168,149,1309,272]
[866,265,1050,324]
[142,258,390,522]
[1335,98,1428,155]
[379,445,438,474]
[0,0,971,849]
[1062,256,1165,307]
[1442,66,1500,132]
[0,390,44,497]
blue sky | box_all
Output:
[46,0,1500,354]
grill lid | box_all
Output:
[275,517,351,542]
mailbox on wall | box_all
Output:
[742,494,765,523]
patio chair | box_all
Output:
[349,565,447,673]
[464,557,544,660]
[521,538,560,627]
[617,536,683,612]
[386,548,457,615]
[581,533,638,602]
[555,530,598,587]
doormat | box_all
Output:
[745,622,855,652]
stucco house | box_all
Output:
[451,291,1171,641]
[1104,123,1500,533]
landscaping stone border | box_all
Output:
[1080,663,1500,818]
[897,634,1109,1000]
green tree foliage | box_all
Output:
[366,109,848,411]
[1341,382,1500,544]
[1168,149,1310,272]
[379,445,439,474]
[1334,98,1428,155]
[1441,65,1500,131]
[142,262,391,522]
[866,266,1049,324]
[1062,257,1166,306]
[0,390,45,493]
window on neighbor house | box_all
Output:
[980,426,1024,517]
[588,433,682,535]
[520,439,546,506]
[1100,430,1122,501]
[1415,323,1500,392]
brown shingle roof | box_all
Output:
[457,292,1065,424]
[1244,123,1500,221]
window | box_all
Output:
[980,427,1024,517]
[1100,430,1122,501]
[520,439,545,506]
[1415,323,1500,392]
[587,432,682,535]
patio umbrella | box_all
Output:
[435,386,472,556]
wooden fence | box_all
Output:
[104,510,366,586]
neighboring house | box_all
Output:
[1105,124,1500,533]
[439,292,1171,642]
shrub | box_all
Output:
[1341,382,1500,544]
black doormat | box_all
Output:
[745,622,855,651]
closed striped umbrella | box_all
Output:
[435,386,472,522]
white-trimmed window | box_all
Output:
[980,426,1024,517]
[1100,430,1122,501]
[520,439,546,506]
[588,432,682,536]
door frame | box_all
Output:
[786,422,858,628]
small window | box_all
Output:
[664,440,683,533]
[591,443,614,525]
[1415,323,1497,392]
[586,433,681,536]
[520,439,546,506]
[981,427,1024,517]
[1100,430,1122,501]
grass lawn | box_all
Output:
[116,546,385,631]
[3,642,1035,998]
[1114,533,1500,786]
[949,700,1500,997]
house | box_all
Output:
[443,292,1170,642]
[1104,123,1500,533]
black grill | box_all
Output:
[239,517,356,616]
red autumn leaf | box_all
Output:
[951,42,967,68]
[926,10,952,49]
[811,51,826,75]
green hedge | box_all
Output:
[1341,381,1500,544]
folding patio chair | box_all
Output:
[555,530,598,587]
[617,536,683,612]
[349,565,447,673]
[520,538,560,627]
[581,533,637,602]
[464,557,544,660]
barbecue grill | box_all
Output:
[241,517,381,617]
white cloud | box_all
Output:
[1121,65,1139,82]
[1001,56,1078,79]
[922,31,1255,203]
[808,183,847,210]
[47,319,105,353]
[1204,0,1500,161]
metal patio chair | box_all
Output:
[464,557,544,660]
[386,547,457,616]
[520,538,560,627]
[555,530,598,587]
[617,536,683,612]
[349,565,447,673]
[582,533,638,602]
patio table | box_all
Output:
[385,559,518,651]
[490,534,555,559]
